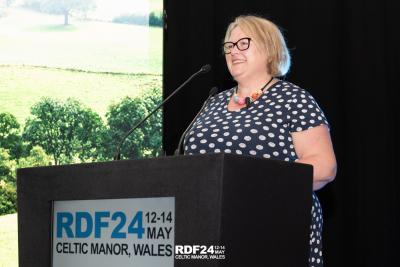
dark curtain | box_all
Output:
[163,0,399,266]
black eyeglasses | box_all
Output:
[222,37,251,54]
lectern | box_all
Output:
[17,153,313,267]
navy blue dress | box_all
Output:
[184,80,328,266]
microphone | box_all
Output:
[174,86,218,155]
[245,97,251,109]
[113,64,212,160]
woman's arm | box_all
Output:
[291,125,337,191]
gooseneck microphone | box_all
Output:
[174,86,218,155]
[245,97,251,109]
[113,64,212,160]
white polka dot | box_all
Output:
[239,143,246,148]
[190,144,197,149]
[263,154,271,158]
[268,142,276,147]
[226,141,232,147]
[224,149,231,153]
[268,133,275,138]
[256,145,263,150]
[189,137,195,142]
[200,149,206,154]
[209,143,215,148]
[259,135,266,140]
[200,139,207,144]
[232,135,238,140]
[244,136,251,141]
[249,150,257,155]
[236,150,242,155]
[250,129,258,134]
[273,151,279,156]
[217,138,224,142]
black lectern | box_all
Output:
[17,153,313,267]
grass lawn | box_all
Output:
[0,65,162,124]
[0,213,18,267]
[0,7,163,125]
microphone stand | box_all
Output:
[174,86,218,155]
[113,65,211,160]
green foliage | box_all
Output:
[0,149,16,183]
[23,98,105,165]
[104,87,162,159]
[24,0,96,25]
[149,11,163,27]
[17,146,52,168]
[113,11,163,27]
[0,181,17,215]
[0,149,16,215]
[40,0,96,16]
[0,113,23,159]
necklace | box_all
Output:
[233,76,274,105]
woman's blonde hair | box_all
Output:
[224,15,291,77]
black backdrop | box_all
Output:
[163,0,399,266]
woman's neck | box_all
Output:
[236,75,274,96]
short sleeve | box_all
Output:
[286,88,330,133]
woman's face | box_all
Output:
[225,26,269,82]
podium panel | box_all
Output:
[17,153,313,266]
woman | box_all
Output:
[184,15,337,266]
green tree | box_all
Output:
[0,148,16,215]
[74,108,106,162]
[0,112,23,159]
[0,180,17,215]
[17,146,52,168]
[149,11,163,27]
[23,98,105,165]
[0,148,16,184]
[39,0,95,25]
[105,87,162,159]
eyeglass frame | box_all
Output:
[222,37,252,54]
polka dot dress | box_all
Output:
[184,80,329,266]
